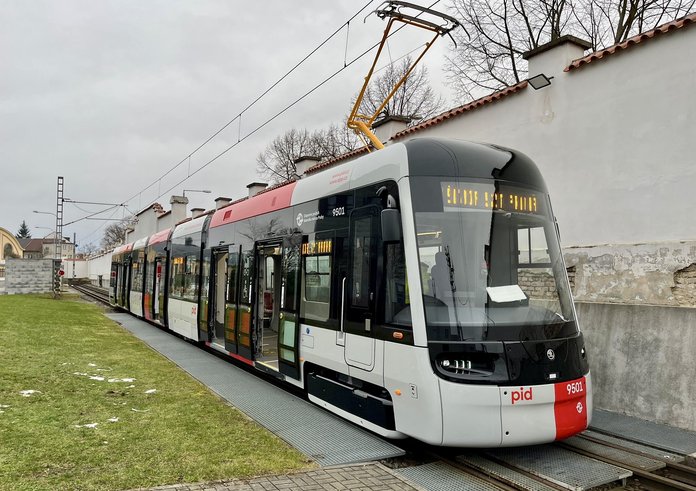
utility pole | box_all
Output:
[72,232,76,280]
[54,176,64,297]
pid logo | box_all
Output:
[511,387,534,405]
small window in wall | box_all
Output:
[518,226,551,266]
[300,237,332,322]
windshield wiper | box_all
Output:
[444,245,464,341]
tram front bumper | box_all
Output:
[439,372,592,447]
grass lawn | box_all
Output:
[0,295,311,491]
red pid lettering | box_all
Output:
[511,387,533,405]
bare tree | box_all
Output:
[355,56,445,124]
[101,217,134,250]
[256,125,364,183]
[312,124,361,161]
[445,0,695,101]
[256,129,321,183]
[79,242,99,257]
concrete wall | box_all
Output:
[62,259,88,279]
[578,302,696,431]
[566,241,696,307]
[5,258,54,294]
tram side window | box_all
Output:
[352,217,372,308]
[200,252,211,303]
[239,251,254,306]
[131,253,144,293]
[145,252,155,293]
[383,241,412,327]
[301,237,332,323]
[183,254,199,301]
[281,242,300,312]
[227,252,239,304]
[170,254,199,302]
[170,256,186,299]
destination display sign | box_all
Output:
[441,182,543,214]
[302,239,332,255]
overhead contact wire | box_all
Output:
[130,0,443,211]
[122,0,377,206]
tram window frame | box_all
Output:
[300,233,333,324]
[227,250,239,305]
[169,252,200,302]
[350,215,374,309]
[131,250,145,293]
[239,250,254,307]
[381,240,412,329]
[281,235,301,313]
[517,225,552,268]
[145,249,156,294]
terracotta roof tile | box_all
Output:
[304,146,372,175]
[566,12,696,71]
[392,81,529,140]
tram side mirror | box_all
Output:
[381,208,402,243]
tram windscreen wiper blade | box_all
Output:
[443,245,465,340]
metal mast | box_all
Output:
[54,176,64,297]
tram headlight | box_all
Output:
[438,356,493,376]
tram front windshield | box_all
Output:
[411,177,576,342]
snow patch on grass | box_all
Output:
[144,389,157,394]
[19,390,41,397]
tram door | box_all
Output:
[254,242,283,371]
[278,235,301,379]
[211,249,228,348]
[122,259,132,309]
[153,259,164,321]
[110,262,119,304]
[344,206,379,371]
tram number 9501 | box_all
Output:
[567,381,584,395]
[331,207,345,217]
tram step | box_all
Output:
[307,372,395,430]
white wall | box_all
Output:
[84,250,113,286]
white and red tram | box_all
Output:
[110,137,592,447]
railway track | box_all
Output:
[71,283,110,304]
[560,433,696,491]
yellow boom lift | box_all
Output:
[347,1,460,150]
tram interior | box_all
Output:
[255,245,282,370]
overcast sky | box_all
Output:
[0,0,455,249]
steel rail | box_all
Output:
[558,441,696,491]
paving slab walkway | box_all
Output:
[131,462,423,491]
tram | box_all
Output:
[110,137,592,447]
